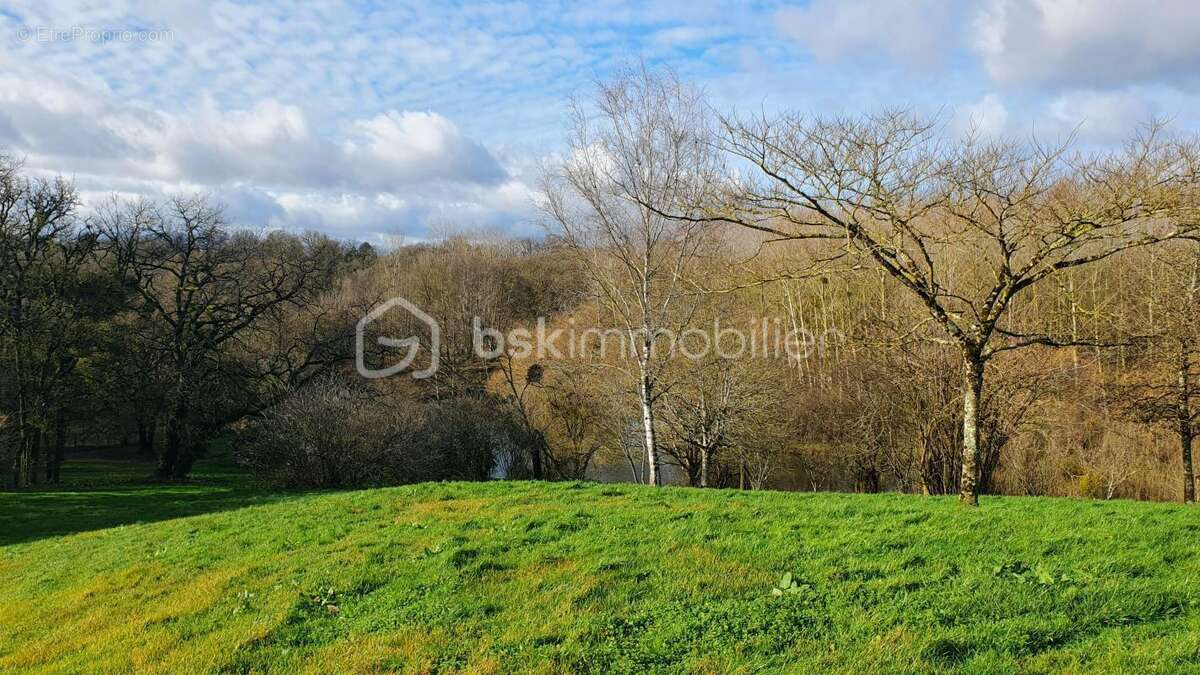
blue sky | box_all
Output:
[2,0,1199,243]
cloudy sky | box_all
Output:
[2,0,1199,243]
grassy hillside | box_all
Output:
[3,474,1200,673]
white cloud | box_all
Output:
[158,98,330,186]
[0,66,508,190]
[0,56,525,241]
[220,183,289,217]
[954,93,1009,137]
[776,0,961,69]
[0,61,144,165]
[3,0,1199,242]
[1046,90,1159,143]
[345,111,506,188]
[0,0,665,239]
[269,178,541,243]
[973,0,1200,89]
[650,26,728,48]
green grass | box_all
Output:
[0,445,284,546]
[2,460,1200,672]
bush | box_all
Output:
[238,376,423,488]
[418,397,536,481]
[239,379,536,488]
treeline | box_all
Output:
[0,166,374,487]
[0,158,585,489]
[4,68,1200,504]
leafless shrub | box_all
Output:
[238,375,423,488]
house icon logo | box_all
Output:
[355,296,440,379]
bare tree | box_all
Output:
[659,348,788,488]
[544,66,721,486]
[0,156,93,487]
[494,354,550,479]
[98,196,331,479]
[710,112,1199,504]
[541,363,606,479]
[1120,242,1200,502]
[659,356,738,487]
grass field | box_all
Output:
[3,456,1200,672]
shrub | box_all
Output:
[239,380,537,488]
[416,397,529,481]
[237,376,424,488]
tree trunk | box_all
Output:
[30,427,43,486]
[159,416,180,480]
[530,432,545,480]
[1182,425,1195,505]
[49,406,66,483]
[159,397,188,480]
[639,370,661,486]
[699,446,709,488]
[1179,345,1195,504]
[13,350,31,488]
[959,352,985,506]
[14,430,33,488]
[173,438,199,479]
[136,417,157,457]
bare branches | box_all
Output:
[987,327,1136,357]
[716,106,1200,504]
[94,194,337,478]
[543,65,726,486]
[721,109,1200,355]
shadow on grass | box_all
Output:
[0,446,299,547]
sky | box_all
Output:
[2,0,1200,244]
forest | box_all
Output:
[3,68,1200,506]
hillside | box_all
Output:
[2,478,1200,672]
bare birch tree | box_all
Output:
[544,66,721,485]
